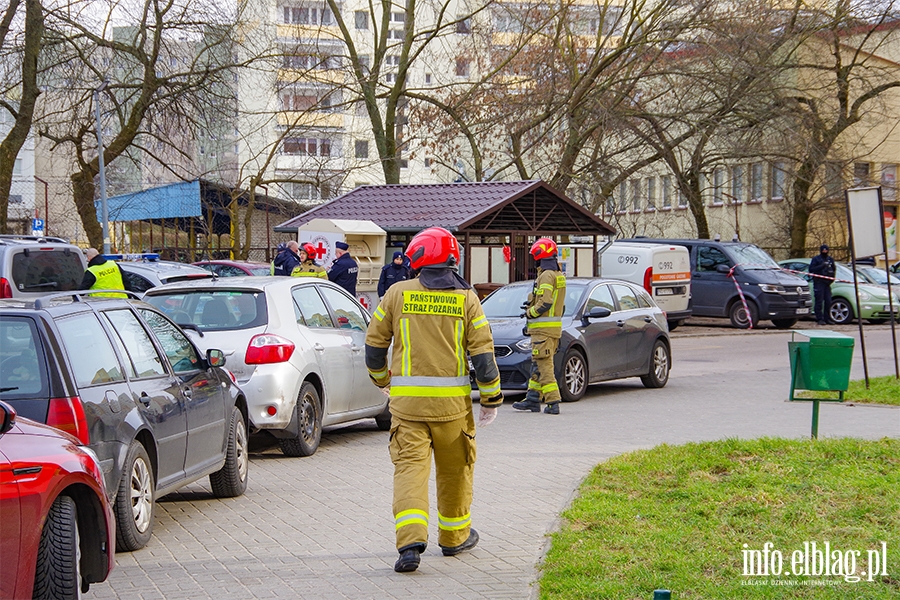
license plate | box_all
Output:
[797,308,810,314]
[656,288,675,295]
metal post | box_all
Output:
[94,80,110,254]
[34,176,49,233]
[811,399,820,439]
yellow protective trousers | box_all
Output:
[389,412,476,550]
[527,336,561,403]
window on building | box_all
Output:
[631,179,641,212]
[13,158,22,176]
[391,12,406,23]
[731,165,743,203]
[618,181,627,211]
[712,168,724,205]
[386,55,401,67]
[881,164,897,201]
[771,162,786,200]
[824,161,843,199]
[455,58,470,77]
[354,10,368,29]
[389,29,404,39]
[661,175,671,208]
[355,140,369,159]
[385,72,396,83]
[677,188,687,208]
[457,17,471,34]
[425,73,432,84]
[358,55,370,73]
[750,163,764,201]
[283,137,332,156]
[646,177,656,209]
[424,157,431,167]
[854,162,871,186]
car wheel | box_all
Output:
[115,442,155,552]
[374,405,392,431]
[209,406,249,498]
[640,339,670,389]
[559,347,587,402]
[729,300,758,329]
[772,318,797,329]
[829,298,854,325]
[279,382,322,457]
[33,495,80,600]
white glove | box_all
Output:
[478,406,497,427]
[380,386,391,397]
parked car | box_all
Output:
[478,278,671,402]
[193,260,272,277]
[0,400,115,599]
[114,254,214,294]
[856,265,900,288]
[622,238,811,329]
[143,277,391,457]
[0,234,87,300]
[0,292,249,551]
[779,258,900,324]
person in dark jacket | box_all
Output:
[809,243,836,325]
[271,241,302,276]
[378,251,412,299]
[80,248,127,297]
[328,241,359,295]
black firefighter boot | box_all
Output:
[543,402,560,415]
[394,542,426,573]
[512,391,542,412]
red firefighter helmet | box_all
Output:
[300,242,316,257]
[406,227,460,270]
[530,237,558,260]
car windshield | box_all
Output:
[835,263,855,281]
[144,290,267,329]
[481,281,587,318]
[250,266,272,276]
[728,244,780,269]
[859,267,900,285]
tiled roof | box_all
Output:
[274,180,615,235]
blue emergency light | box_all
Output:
[102,253,160,262]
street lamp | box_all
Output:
[94,79,111,254]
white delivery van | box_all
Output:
[600,241,692,329]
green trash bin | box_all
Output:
[788,330,855,438]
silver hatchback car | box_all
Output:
[143,277,390,457]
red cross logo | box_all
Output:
[358,296,370,309]
[314,242,328,259]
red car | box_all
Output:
[0,400,114,599]
[192,260,272,277]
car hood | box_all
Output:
[751,268,809,287]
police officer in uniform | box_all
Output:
[512,238,566,414]
[365,227,503,573]
[328,241,359,295]
[271,240,302,276]
[291,243,327,278]
[378,251,412,299]
[80,248,127,297]
[809,243,836,325]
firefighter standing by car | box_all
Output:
[365,227,503,573]
[80,248,128,297]
[512,238,566,414]
[291,243,328,278]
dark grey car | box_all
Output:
[478,278,671,402]
[0,292,249,552]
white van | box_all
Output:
[600,241,692,329]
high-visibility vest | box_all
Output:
[88,261,127,298]
[292,262,327,278]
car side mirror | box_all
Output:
[0,401,16,435]
[582,306,611,324]
[716,264,732,274]
[207,348,226,368]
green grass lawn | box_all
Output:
[539,438,899,599]
[797,376,900,406]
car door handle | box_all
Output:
[139,392,151,407]
[644,316,653,323]
[617,320,625,327]
[183,387,193,399]
[350,344,363,353]
[314,343,325,352]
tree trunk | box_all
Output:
[789,160,817,257]
[71,170,103,248]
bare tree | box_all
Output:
[0,0,43,232]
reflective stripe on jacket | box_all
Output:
[87,262,127,297]
[365,279,501,421]
[526,269,565,338]
[292,261,327,278]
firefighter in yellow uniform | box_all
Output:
[513,238,565,414]
[365,227,503,573]
[291,242,328,278]
[80,248,127,298]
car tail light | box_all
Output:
[245,334,295,364]
[0,277,12,299]
[643,267,653,294]
[46,396,90,444]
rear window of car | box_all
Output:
[11,249,84,293]
[144,290,267,330]
[0,316,49,399]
